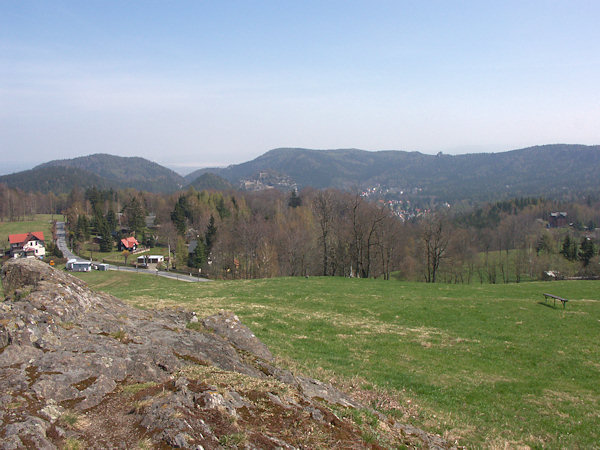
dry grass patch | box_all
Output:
[121,382,158,396]
[541,389,597,407]
[436,371,517,388]
[178,365,294,400]
[62,437,85,450]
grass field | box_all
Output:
[80,242,170,266]
[67,270,600,448]
[0,214,55,248]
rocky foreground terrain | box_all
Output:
[0,259,451,449]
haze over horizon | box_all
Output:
[2,1,599,176]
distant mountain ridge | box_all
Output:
[1,145,599,202]
[186,144,600,202]
[31,154,186,193]
[35,153,186,193]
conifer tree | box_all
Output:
[579,238,597,266]
[204,215,217,254]
[560,235,578,261]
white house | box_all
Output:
[8,232,46,258]
[66,260,92,272]
[137,255,164,266]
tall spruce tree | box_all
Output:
[579,238,597,266]
[288,190,302,208]
[123,197,146,235]
[560,235,578,261]
[205,215,217,254]
[188,240,206,268]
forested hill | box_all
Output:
[34,153,186,193]
[186,144,600,202]
[187,172,233,191]
[2,145,599,201]
[0,166,112,194]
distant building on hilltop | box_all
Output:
[548,212,568,228]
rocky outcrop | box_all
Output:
[0,258,451,449]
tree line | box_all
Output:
[1,182,599,281]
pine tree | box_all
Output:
[188,240,206,268]
[560,235,578,261]
[106,209,118,234]
[216,195,230,219]
[97,217,113,252]
[123,197,146,235]
[170,195,192,236]
[536,232,554,255]
[171,201,187,236]
[288,190,302,208]
[75,214,90,242]
[205,215,217,254]
[579,238,597,266]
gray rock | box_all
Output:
[40,401,64,422]
[0,258,452,449]
[202,310,274,361]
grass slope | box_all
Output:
[0,214,54,252]
[71,272,600,447]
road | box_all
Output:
[55,222,210,283]
[55,221,80,261]
[108,265,210,282]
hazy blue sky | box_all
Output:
[1,1,599,174]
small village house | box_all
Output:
[548,212,568,228]
[66,259,92,272]
[118,236,139,252]
[188,240,200,256]
[8,232,46,259]
[137,255,164,266]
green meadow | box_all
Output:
[0,214,55,248]
[24,269,597,447]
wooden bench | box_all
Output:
[542,293,568,309]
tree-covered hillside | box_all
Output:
[186,144,600,202]
[0,166,111,194]
[35,153,186,193]
[3,145,600,202]
[187,173,233,191]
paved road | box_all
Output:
[55,222,210,283]
[55,221,80,261]
[109,265,210,282]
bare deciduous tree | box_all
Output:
[312,190,335,276]
[348,193,388,278]
[421,214,450,283]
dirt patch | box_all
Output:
[57,389,151,448]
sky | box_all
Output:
[1,1,600,175]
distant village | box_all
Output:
[239,172,433,221]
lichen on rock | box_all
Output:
[0,258,452,449]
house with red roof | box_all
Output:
[118,236,139,252]
[8,232,46,259]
